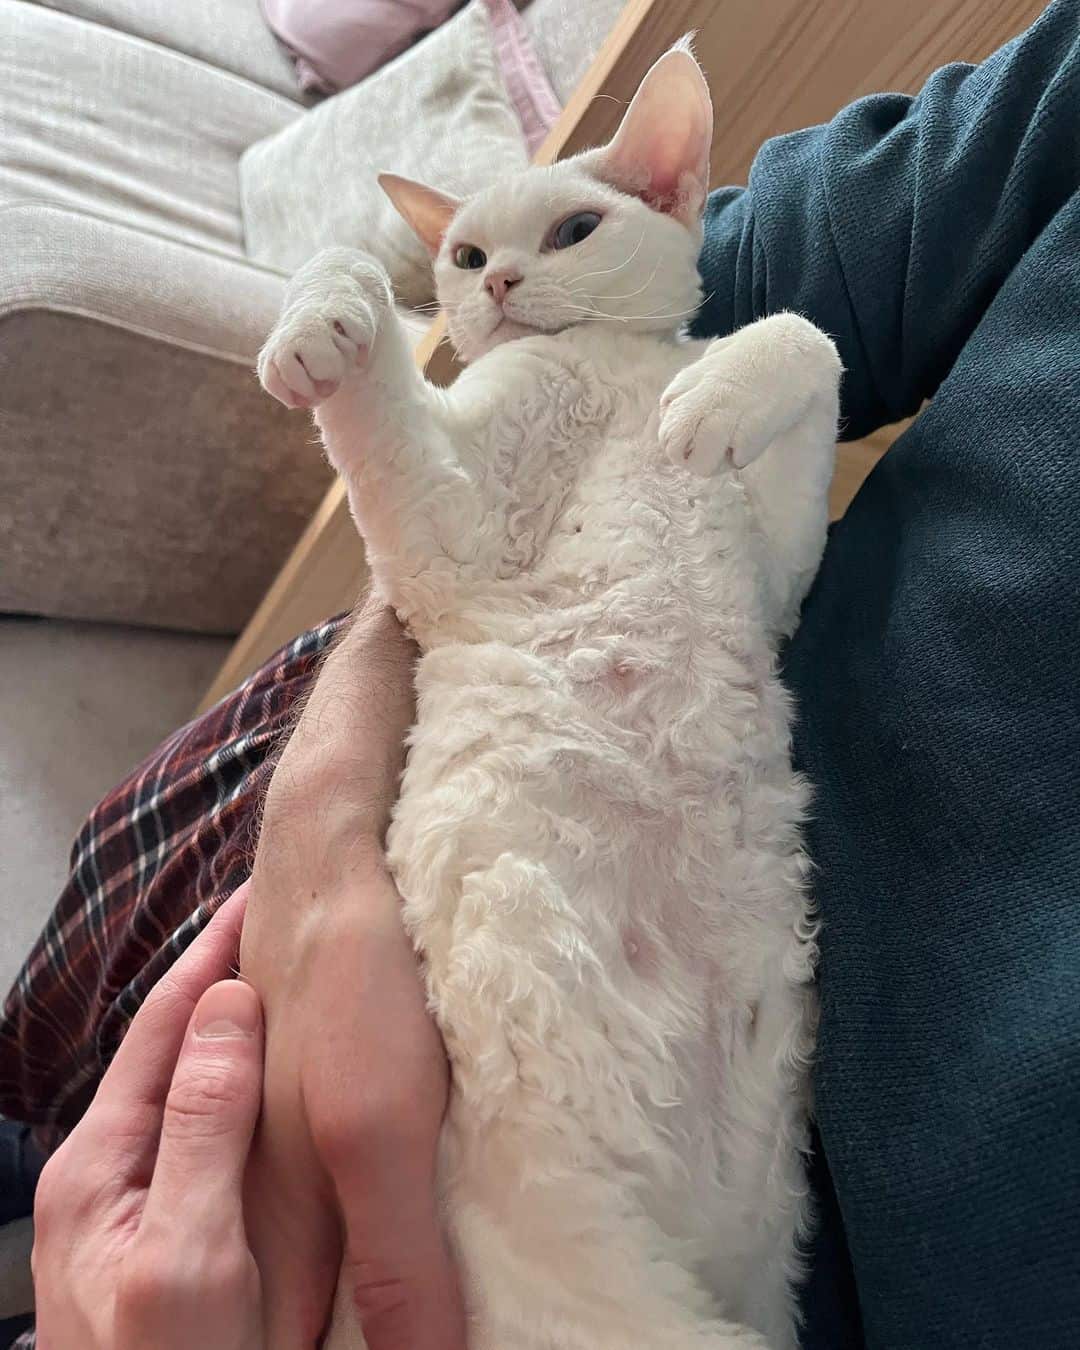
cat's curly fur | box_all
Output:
[259,42,841,1350]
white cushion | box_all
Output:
[524,0,627,104]
[31,0,305,100]
[1,0,300,256]
[239,0,531,305]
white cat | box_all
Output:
[259,40,841,1350]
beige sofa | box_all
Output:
[1,0,333,634]
[1,0,627,640]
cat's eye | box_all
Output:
[551,211,602,250]
[454,244,487,270]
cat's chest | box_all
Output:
[544,438,664,577]
[464,331,695,572]
[464,329,690,462]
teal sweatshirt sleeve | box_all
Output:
[691,0,1080,441]
[703,7,1080,1348]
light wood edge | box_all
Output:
[531,0,657,162]
[197,481,350,712]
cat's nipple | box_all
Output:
[603,662,638,694]
[623,927,656,978]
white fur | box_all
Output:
[259,46,841,1350]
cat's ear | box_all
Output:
[591,40,712,227]
[379,173,460,256]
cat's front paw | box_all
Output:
[659,315,841,476]
[258,248,393,409]
[658,347,748,477]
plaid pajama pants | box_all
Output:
[0,615,346,1154]
[1,615,349,1348]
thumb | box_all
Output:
[142,980,264,1230]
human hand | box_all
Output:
[240,596,464,1350]
[33,887,265,1350]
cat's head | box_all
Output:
[380,40,712,362]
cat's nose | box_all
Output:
[484,268,523,304]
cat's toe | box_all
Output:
[658,366,696,414]
[687,414,737,476]
[659,390,738,477]
[259,351,310,407]
[258,312,361,407]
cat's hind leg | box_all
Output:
[444,1119,772,1350]
[404,853,774,1350]
[699,965,817,1350]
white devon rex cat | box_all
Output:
[259,42,841,1350]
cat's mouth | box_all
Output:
[489,307,571,342]
[486,314,540,343]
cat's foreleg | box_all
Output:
[658,313,842,633]
[259,247,484,599]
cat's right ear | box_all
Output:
[379,173,460,256]
[590,39,713,228]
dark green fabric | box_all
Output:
[693,4,1080,1347]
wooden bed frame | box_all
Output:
[199,0,1043,710]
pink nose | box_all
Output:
[484,268,522,303]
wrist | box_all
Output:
[253,794,391,897]
[242,851,408,984]
[262,744,400,841]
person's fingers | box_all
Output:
[337,1168,467,1350]
[139,979,264,1240]
[247,1110,342,1350]
[97,885,251,1115]
[60,885,251,1187]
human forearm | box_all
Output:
[252,592,417,892]
[238,593,462,1350]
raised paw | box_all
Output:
[659,314,841,476]
[658,360,759,477]
[257,247,393,409]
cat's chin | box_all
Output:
[460,315,551,362]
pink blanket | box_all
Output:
[261,0,562,154]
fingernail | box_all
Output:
[194,980,260,1040]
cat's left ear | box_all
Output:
[379,173,461,256]
[591,39,712,228]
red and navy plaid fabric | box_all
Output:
[1,612,347,1348]
[0,615,346,1154]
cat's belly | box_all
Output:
[387,638,813,1257]
[395,638,749,918]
